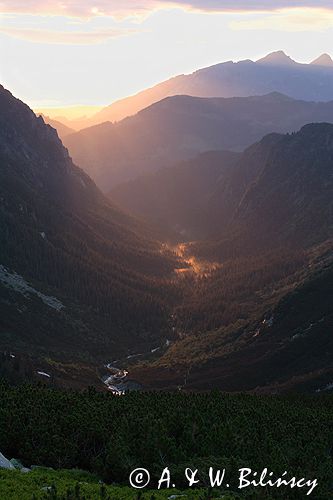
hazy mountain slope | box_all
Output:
[235,124,333,246]
[201,123,333,259]
[38,114,75,140]
[0,85,177,363]
[89,51,333,125]
[110,150,240,239]
[110,123,333,245]
[64,92,333,191]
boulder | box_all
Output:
[0,452,15,470]
[10,458,30,473]
[10,458,24,469]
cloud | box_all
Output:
[0,1,155,19]
[0,26,139,44]
[170,0,333,13]
[231,7,333,32]
[1,1,333,19]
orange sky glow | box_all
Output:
[1,1,332,118]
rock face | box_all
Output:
[0,452,15,470]
[10,458,30,473]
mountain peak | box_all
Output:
[257,51,296,65]
[310,53,333,67]
[262,91,293,100]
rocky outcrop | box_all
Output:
[0,452,15,470]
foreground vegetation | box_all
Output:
[1,381,333,498]
[1,468,238,500]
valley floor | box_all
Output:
[170,243,221,278]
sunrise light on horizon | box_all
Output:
[1,1,333,117]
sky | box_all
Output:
[1,1,333,113]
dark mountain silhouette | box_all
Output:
[0,85,177,364]
[87,51,333,126]
[194,123,333,259]
[65,92,333,191]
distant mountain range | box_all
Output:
[64,92,333,190]
[42,51,333,135]
[87,51,333,126]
